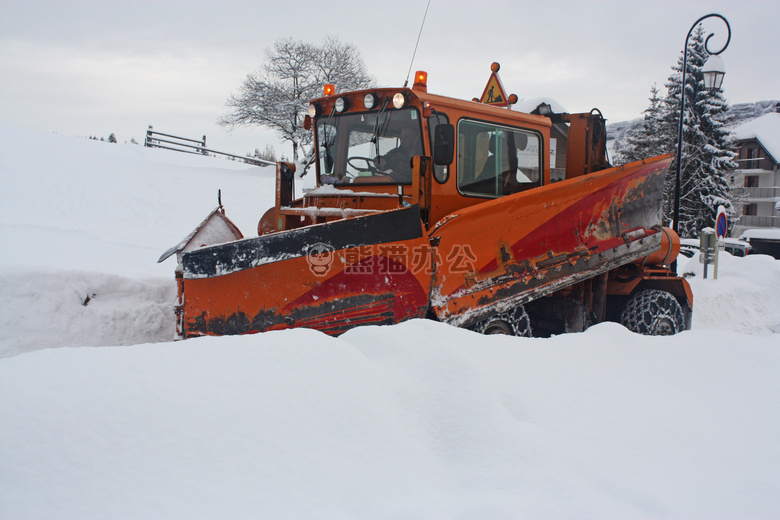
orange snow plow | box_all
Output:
[161,64,691,338]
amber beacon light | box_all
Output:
[412,71,428,92]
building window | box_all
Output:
[745,176,759,188]
[743,204,757,216]
[746,147,759,169]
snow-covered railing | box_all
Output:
[735,157,771,171]
[144,126,273,167]
[738,215,780,228]
[739,187,780,200]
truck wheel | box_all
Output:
[620,289,685,336]
[474,305,533,337]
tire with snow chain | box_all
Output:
[473,305,533,337]
[620,289,685,336]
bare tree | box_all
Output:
[219,37,374,160]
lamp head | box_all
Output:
[702,54,726,91]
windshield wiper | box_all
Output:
[321,105,338,174]
[371,97,391,159]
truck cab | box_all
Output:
[265,72,608,233]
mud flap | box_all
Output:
[179,205,433,337]
[430,156,672,328]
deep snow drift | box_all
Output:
[1,126,779,519]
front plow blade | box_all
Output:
[179,205,433,337]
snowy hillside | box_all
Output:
[1,126,779,519]
[606,100,780,153]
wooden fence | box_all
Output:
[144,126,273,167]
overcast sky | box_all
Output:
[1,0,777,157]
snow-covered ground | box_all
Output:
[1,126,779,519]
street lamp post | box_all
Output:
[672,14,731,245]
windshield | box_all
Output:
[316,107,423,185]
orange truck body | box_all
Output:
[164,70,692,338]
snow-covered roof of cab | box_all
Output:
[512,97,569,115]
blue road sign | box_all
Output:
[716,212,727,238]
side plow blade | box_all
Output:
[430,156,672,328]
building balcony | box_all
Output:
[737,215,780,228]
[734,186,780,201]
[736,157,774,173]
[736,166,773,175]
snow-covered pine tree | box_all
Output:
[663,26,737,237]
[613,84,672,165]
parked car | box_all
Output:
[722,238,753,257]
[678,237,752,258]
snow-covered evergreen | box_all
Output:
[613,26,739,237]
[613,85,670,164]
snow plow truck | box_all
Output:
[160,64,692,338]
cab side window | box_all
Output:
[457,120,541,197]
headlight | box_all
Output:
[392,92,406,109]
[363,93,379,110]
[308,103,322,118]
[334,96,349,113]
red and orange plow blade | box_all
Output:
[179,205,433,337]
[429,155,672,327]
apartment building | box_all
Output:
[730,110,780,238]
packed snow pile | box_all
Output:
[1,126,779,519]
[681,252,780,335]
[0,126,274,357]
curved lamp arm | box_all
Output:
[672,14,731,248]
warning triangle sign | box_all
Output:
[480,72,509,107]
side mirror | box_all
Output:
[433,124,455,166]
[325,153,334,174]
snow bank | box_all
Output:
[0,125,273,357]
[1,322,778,519]
[1,126,779,519]
[681,251,780,334]
[0,269,175,358]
